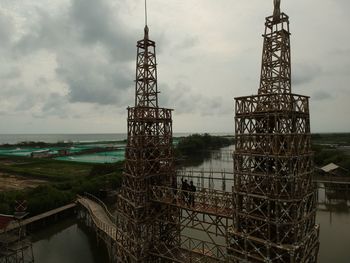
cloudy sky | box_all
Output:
[0,0,349,134]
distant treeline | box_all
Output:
[313,144,350,171]
[312,133,350,146]
[176,133,233,157]
[0,140,127,148]
[0,141,73,148]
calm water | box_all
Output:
[32,218,109,263]
[186,145,350,263]
[29,145,350,262]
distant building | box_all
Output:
[30,150,51,158]
[58,149,70,156]
[0,214,34,263]
[320,163,349,177]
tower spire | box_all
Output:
[273,0,281,22]
[259,0,290,94]
[134,0,158,107]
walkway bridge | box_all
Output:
[77,170,350,262]
[76,194,117,260]
[77,185,232,262]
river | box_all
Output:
[31,218,109,263]
[31,145,350,262]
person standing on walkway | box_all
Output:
[189,181,196,207]
[181,178,189,204]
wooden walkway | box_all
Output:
[76,196,116,241]
[0,203,76,234]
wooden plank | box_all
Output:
[1,203,76,233]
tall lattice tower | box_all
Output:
[228,1,320,262]
[116,19,179,263]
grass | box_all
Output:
[0,156,94,181]
[0,155,123,216]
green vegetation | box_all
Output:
[313,144,350,171]
[0,134,233,216]
[312,133,350,146]
[176,133,233,158]
[0,156,93,181]
[1,133,348,217]
[311,133,350,172]
[0,157,123,216]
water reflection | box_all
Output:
[182,146,350,263]
[317,184,350,263]
[31,218,109,263]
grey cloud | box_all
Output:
[293,64,322,86]
[0,68,21,80]
[330,48,350,56]
[174,36,199,50]
[15,95,38,112]
[0,82,40,113]
[15,9,70,54]
[0,11,14,45]
[0,0,349,133]
[70,0,134,61]
[38,93,69,118]
[2,0,171,115]
[313,90,332,101]
[16,0,135,61]
[56,49,132,105]
[160,82,229,116]
[14,0,137,107]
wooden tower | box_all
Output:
[116,23,179,262]
[228,1,320,262]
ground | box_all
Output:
[0,172,46,191]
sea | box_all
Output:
[0,133,232,145]
[0,134,127,144]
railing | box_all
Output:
[180,235,226,261]
[177,170,234,192]
[178,169,350,186]
[83,192,116,223]
[77,194,116,240]
[150,235,226,263]
[150,186,233,217]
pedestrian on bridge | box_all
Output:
[181,178,189,204]
[189,181,196,207]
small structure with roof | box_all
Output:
[30,149,51,158]
[320,163,349,177]
[0,202,34,263]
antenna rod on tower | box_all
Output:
[145,0,148,26]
